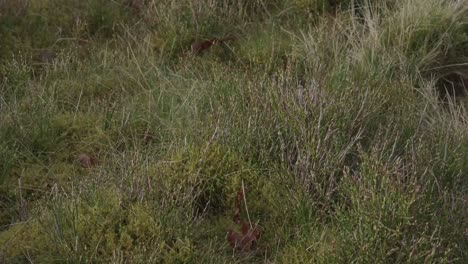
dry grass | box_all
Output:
[0,0,467,263]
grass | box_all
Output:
[0,0,467,263]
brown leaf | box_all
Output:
[227,223,263,252]
[191,40,215,55]
[191,37,234,55]
[233,189,244,223]
[227,229,254,252]
[227,229,243,249]
[78,153,96,168]
[241,222,250,235]
[243,222,262,240]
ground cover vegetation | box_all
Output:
[0,0,467,263]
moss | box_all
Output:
[155,144,249,215]
[50,113,89,140]
[0,187,197,261]
[0,162,80,213]
[0,220,51,262]
[160,144,293,221]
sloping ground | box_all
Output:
[1,0,467,263]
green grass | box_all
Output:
[1,0,467,263]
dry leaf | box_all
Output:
[191,37,233,55]
[78,153,96,168]
[242,222,262,240]
[227,184,263,252]
[227,222,263,252]
[233,189,243,223]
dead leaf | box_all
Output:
[227,229,243,249]
[233,189,243,223]
[191,40,216,55]
[227,222,263,252]
[242,222,262,240]
[191,37,234,55]
[78,153,96,168]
